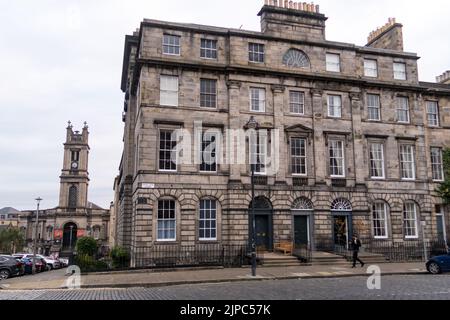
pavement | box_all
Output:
[0,262,428,291]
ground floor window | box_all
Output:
[157,200,176,241]
[403,202,418,239]
[199,199,217,241]
[372,202,388,239]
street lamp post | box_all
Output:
[69,225,74,249]
[421,221,428,262]
[246,116,259,277]
[32,197,42,275]
[250,163,257,277]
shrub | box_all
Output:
[110,246,130,269]
[74,254,109,273]
[75,237,98,256]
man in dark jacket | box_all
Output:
[350,235,365,268]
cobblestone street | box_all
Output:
[1,275,450,300]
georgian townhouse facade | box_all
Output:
[115,1,450,264]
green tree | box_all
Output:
[437,148,450,205]
[75,236,98,256]
[0,227,25,254]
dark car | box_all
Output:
[0,255,24,280]
[426,251,450,274]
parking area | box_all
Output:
[0,254,69,281]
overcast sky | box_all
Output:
[0,0,449,211]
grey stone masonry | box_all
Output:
[115,3,450,261]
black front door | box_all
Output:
[255,215,270,251]
[333,216,347,247]
[294,216,309,247]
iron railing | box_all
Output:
[293,244,313,263]
[133,244,248,269]
[361,238,448,262]
[313,238,448,262]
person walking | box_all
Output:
[350,235,365,268]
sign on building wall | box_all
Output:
[54,229,63,239]
[77,229,85,237]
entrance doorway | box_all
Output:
[331,198,353,251]
[333,216,348,247]
[62,222,78,250]
[249,197,273,252]
[255,215,270,251]
[294,216,309,247]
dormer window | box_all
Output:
[326,53,340,72]
[163,34,181,56]
[393,62,406,80]
[249,43,265,63]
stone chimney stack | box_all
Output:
[366,18,403,51]
[258,1,327,41]
[436,71,450,84]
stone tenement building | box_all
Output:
[115,1,450,264]
[20,123,110,256]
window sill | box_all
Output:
[162,53,181,57]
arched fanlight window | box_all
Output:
[282,49,310,68]
[292,197,314,210]
[331,198,352,211]
[68,185,78,208]
[250,196,272,210]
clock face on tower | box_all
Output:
[71,161,79,170]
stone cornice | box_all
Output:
[134,58,441,96]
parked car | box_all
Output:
[20,257,46,274]
[13,254,60,270]
[0,255,24,280]
[25,257,47,273]
[58,258,69,267]
[426,251,450,274]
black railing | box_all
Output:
[315,239,352,259]
[293,244,313,263]
[361,238,448,262]
[314,238,448,262]
[133,244,247,269]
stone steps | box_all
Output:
[261,254,303,267]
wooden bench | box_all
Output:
[274,241,294,255]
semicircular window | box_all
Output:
[282,49,310,68]
[331,198,352,211]
[292,197,314,210]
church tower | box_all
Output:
[58,121,90,211]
